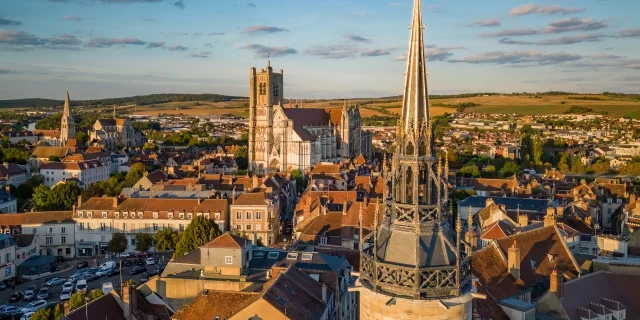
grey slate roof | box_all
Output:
[376,224,457,268]
[459,196,552,212]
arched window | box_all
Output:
[273,84,279,97]
[406,166,413,204]
[406,142,414,155]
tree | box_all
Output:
[558,153,570,172]
[69,291,89,310]
[234,146,248,170]
[33,181,82,211]
[290,169,307,193]
[499,162,520,177]
[31,308,54,320]
[75,131,89,145]
[90,289,104,300]
[135,233,153,252]
[54,303,64,320]
[457,163,480,178]
[123,163,146,188]
[570,156,587,174]
[174,216,221,258]
[533,135,543,166]
[48,156,61,162]
[108,233,127,254]
[153,228,179,252]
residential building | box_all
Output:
[0,211,75,258]
[29,146,70,169]
[229,192,279,246]
[0,162,27,186]
[0,189,17,214]
[75,197,229,255]
[0,234,16,282]
[13,234,38,266]
[39,160,109,188]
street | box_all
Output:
[0,258,161,312]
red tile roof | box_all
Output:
[201,233,249,249]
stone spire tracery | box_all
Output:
[59,91,75,146]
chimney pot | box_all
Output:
[508,240,521,280]
[77,195,82,207]
[321,283,328,303]
[550,269,564,299]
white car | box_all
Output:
[60,288,73,301]
[20,300,47,313]
[62,282,74,291]
[145,257,155,266]
[20,312,35,320]
[102,282,113,294]
[44,277,66,287]
[75,279,88,293]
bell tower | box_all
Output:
[59,91,75,146]
[353,1,473,318]
[248,59,284,174]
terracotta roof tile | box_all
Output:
[201,233,250,249]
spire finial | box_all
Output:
[267,53,271,67]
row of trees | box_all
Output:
[106,216,221,258]
[28,289,105,320]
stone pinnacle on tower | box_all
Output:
[63,91,71,117]
[60,91,76,146]
[400,0,429,134]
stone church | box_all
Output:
[89,106,145,151]
[248,61,372,174]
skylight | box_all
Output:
[268,251,279,259]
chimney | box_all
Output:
[508,240,521,280]
[321,283,328,303]
[113,197,118,208]
[544,207,556,227]
[63,302,71,315]
[253,175,258,189]
[518,214,529,227]
[342,200,347,216]
[122,283,133,319]
[550,269,564,299]
[77,195,82,208]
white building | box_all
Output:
[0,234,16,282]
[0,189,17,214]
[39,160,109,188]
[0,163,27,186]
[0,211,75,259]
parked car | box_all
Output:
[122,259,132,267]
[106,267,120,277]
[20,311,35,320]
[101,282,113,294]
[129,266,146,275]
[75,280,88,293]
[36,288,49,300]
[60,288,73,301]
[0,282,6,290]
[135,252,149,258]
[6,276,24,287]
[8,291,23,302]
[76,260,88,269]
[134,258,145,266]
[82,268,100,282]
[23,286,38,301]
[20,300,47,313]
[44,277,65,287]
[0,305,21,316]
[145,257,155,266]
[61,282,74,292]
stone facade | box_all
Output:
[59,91,75,146]
[89,108,144,151]
[358,289,472,320]
[248,61,371,174]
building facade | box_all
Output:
[247,62,372,174]
[39,160,109,188]
[89,108,145,151]
[229,192,279,246]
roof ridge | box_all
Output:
[492,224,555,242]
[65,292,113,316]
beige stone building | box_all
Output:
[229,192,279,246]
[89,107,144,150]
[247,62,372,174]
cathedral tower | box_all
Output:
[60,91,75,146]
[354,1,473,318]
[248,60,284,174]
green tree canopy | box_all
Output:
[69,291,89,310]
[31,308,54,320]
[570,156,587,174]
[457,163,480,178]
[290,169,307,193]
[558,153,570,172]
[499,162,520,177]
[135,233,153,252]
[153,228,179,252]
[108,233,127,254]
[33,181,82,211]
[75,131,89,145]
[174,216,222,258]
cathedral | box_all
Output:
[247,62,372,174]
[89,106,145,151]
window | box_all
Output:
[277,297,286,305]
[115,212,119,218]
[102,212,108,218]
[187,213,193,219]
[87,212,92,218]
[285,284,294,294]
[320,236,327,245]
[153,224,158,232]
[5,253,10,263]
[204,212,210,219]
[66,248,71,255]
[12,229,18,234]
[301,253,313,261]
[79,223,84,231]
[267,251,279,259]
[87,223,92,231]
[246,212,252,219]
[236,225,242,231]
[179,213,185,220]
[122,223,127,232]
[100,223,106,231]
[179,224,185,232]
[246,225,251,230]
[214,212,220,220]
[61,236,66,244]
[153,212,158,218]
[256,212,261,220]
[131,238,136,246]
[61,227,66,234]
[123,212,128,218]
[138,213,143,219]
[236,212,241,219]
[78,212,83,218]
[224,256,233,264]
[46,237,53,245]
[168,212,173,219]
[287,252,298,260]
[31,228,36,234]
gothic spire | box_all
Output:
[400,0,429,134]
[63,91,71,117]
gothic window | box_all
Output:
[406,166,413,204]
[259,83,265,95]
[273,83,279,97]
[406,142,414,155]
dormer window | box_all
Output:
[179,213,185,220]
[87,212,92,218]
[187,213,193,219]
[204,212,210,219]
[115,212,119,218]
[123,212,128,218]
[78,212,83,218]
[319,235,327,245]
[138,213,143,218]
[153,212,158,219]
[102,212,107,219]
[168,212,173,219]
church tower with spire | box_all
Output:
[353,1,473,318]
[59,91,75,146]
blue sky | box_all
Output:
[0,0,639,100]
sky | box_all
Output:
[0,0,639,100]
